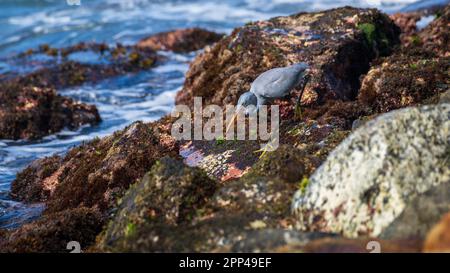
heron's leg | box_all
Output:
[253,142,274,159]
[294,75,310,120]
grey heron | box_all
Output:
[226,62,310,133]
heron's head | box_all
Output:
[236,91,258,114]
[291,62,309,73]
[225,91,257,134]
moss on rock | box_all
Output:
[99,157,217,251]
[176,7,400,108]
[247,145,311,183]
[358,49,449,113]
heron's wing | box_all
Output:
[251,68,298,98]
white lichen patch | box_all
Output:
[292,104,450,238]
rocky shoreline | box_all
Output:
[0,5,449,252]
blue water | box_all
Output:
[0,0,442,228]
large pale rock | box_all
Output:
[292,104,450,238]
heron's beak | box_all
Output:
[225,112,238,134]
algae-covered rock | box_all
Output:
[7,119,179,252]
[138,28,224,53]
[0,207,103,253]
[358,49,449,113]
[101,157,217,249]
[11,43,158,89]
[418,4,449,55]
[0,83,100,140]
[10,155,62,202]
[100,173,295,252]
[246,145,313,183]
[176,7,400,108]
[46,120,179,213]
[210,175,296,225]
[292,104,450,238]
[390,11,422,45]
[12,119,179,214]
[99,148,305,252]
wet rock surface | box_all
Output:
[0,83,100,140]
[10,155,62,203]
[3,43,159,89]
[180,139,260,182]
[292,104,450,238]
[0,207,103,253]
[4,119,179,252]
[46,120,178,213]
[12,118,178,209]
[138,28,224,53]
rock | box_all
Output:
[179,146,319,252]
[300,237,421,253]
[439,90,450,104]
[180,139,261,182]
[390,12,421,45]
[0,83,101,140]
[0,207,103,253]
[247,145,314,183]
[46,120,179,213]
[292,104,450,238]
[174,172,307,252]
[282,119,353,163]
[208,175,297,227]
[380,183,450,240]
[100,157,217,250]
[138,28,224,53]
[10,155,62,202]
[6,119,179,252]
[12,118,178,213]
[192,146,311,232]
[7,42,158,89]
[176,7,399,108]
[225,229,337,252]
[99,145,308,252]
[418,4,449,55]
[389,4,448,49]
[358,49,449,114]
[423,212,450,252]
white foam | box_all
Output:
[416,14,435,30]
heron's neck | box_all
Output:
[256,96,267,108]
